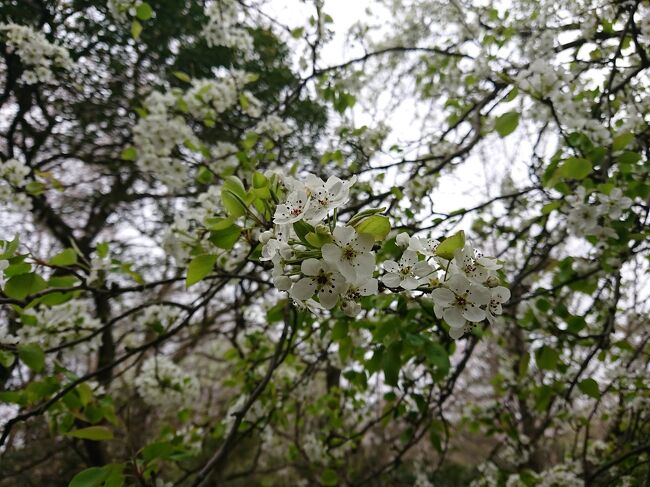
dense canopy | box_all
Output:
[0,0,649,486]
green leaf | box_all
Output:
[435,230,466,260]
[578,378,600,399]
[142,441,175,462]
[18,344,45,372]
[541,201,562,215]
[0,234,20,259]
[331,322,348,341]
[69,467,109,487]
[96,242,109,258]
[320,468,339,486]
[4,272,48,300]
[173,71,191,83]
[495,111,520,137]
[209,222,241,250]
[196,166,214,185]
[25,181,45,195]
[347,207,387,227]
[77,383,93,406]
[186,254,217,288]
[612,132,634,151]
[290,27,304,38]
[135,2,153,20]
[382,343,402,387]
[221,190,247,218]
[49,275,79,288]
[536,346,559,371]
[0,350,15,368]
[353,215,390,241]
[557,157,592,180]
[222,175,246,198]
[423,342,450,374]
[252,171,268,189]
[266,300,286,323]
[293,220,315,246]
[66,426,114,441]
[120,147,137,161]
[3,262,31,278]
[131,20,142,40]
[49,248,77,267]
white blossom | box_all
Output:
[382,250,433,290]
[430,274,490,338]
[0,23,73,84]
[290,259,346,309]
[134,355,200,410]
[321,226,375,281]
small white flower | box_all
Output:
[408,236,440,256]
[272,255,292,291]
[452,245,493,282]
[430,274,490,336]
[290,259,346,309]
[567,203,601,235]
[302,174,356,224]
[597,188,632,219]
[341,276,379,316]
[382,250,433,290]
[273,189,311,225]
[321,226,375,281]
[396,232,411,248]
[486,286,511,324]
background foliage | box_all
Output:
[1,0,649,486]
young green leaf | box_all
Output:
[495,111,520,137]
[557,157,592,180]
[186,254,217,288]
[4,272,48,300]
[435,230,466,260]
[49,248,77,267]
[18,344,45,372]
[131,20,143,39]
[578,378,600,399]
[135,2,153,20]
[353,215,390,241]
[66,426,114,441]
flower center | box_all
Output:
[343,245,357,261]
[316,270,331,286]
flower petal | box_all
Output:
[382,273,401,288]
[290,277,316,301]
[321,243,342,265]
[462,304,486,322]
[430,287,455,306]
[443,307,466,328]
[301,258,322,276]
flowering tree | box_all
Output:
[0,0,649,486]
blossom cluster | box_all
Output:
[393,235,510,339]
[565,186,632,240]
[0,158,32,212]
[515,60,613,144]
[132,72,261,188]
[261,173,379,316]
[262,172,508,338]
[202,0,254,56]
[0,22,73,84]
[140,305,181,333]
[134,355,200,410]
[15,301,102,353]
